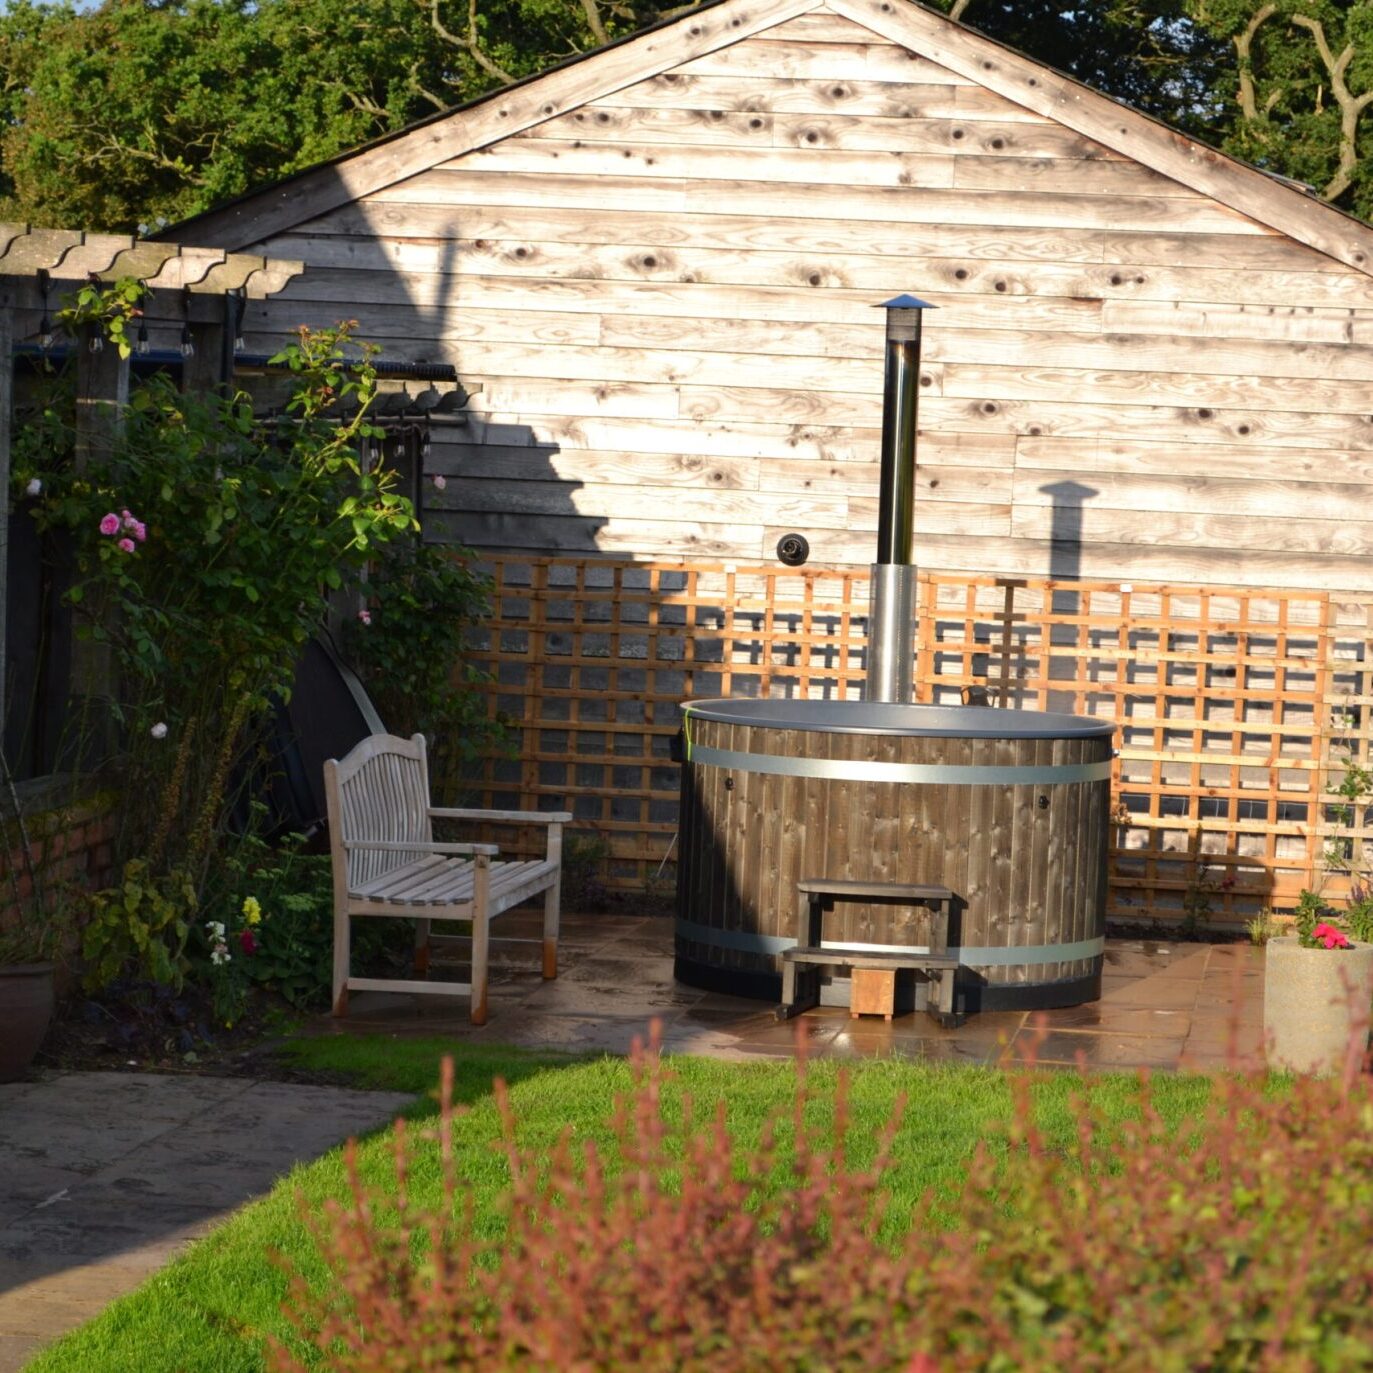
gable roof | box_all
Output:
[169,0,1373,280]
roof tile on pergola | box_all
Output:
[0,225,303,296]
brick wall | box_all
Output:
[0,787,116,930]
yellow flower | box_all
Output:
[241,896,262,926]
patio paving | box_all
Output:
[317,911,1267,1072]
[0,1074,411,1372]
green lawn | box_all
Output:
[28,1037,1215,1373]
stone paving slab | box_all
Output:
[313,913,1271,1075]
[0,1073,412,1372]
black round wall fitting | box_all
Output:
[776,532,810,566]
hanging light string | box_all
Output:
[179,285,195,358]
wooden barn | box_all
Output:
[171,0,1373,595]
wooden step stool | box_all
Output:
[777,878,962,1028]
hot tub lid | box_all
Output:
[680,698,1115,739]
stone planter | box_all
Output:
[0,961,55,1082]
[1264,936,1373,1074]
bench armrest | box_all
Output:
[429,807,572,825]
[345,839,500,857]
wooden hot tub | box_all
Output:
[674,699,1113,1013]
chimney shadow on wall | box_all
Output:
[1040,479,1097,716]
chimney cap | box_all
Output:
[877,294,937,310]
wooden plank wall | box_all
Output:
[456,553,1373,929]
[238,4,1373,591]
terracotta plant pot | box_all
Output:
[1264,936,1373,1074]
[0,962,55,1082]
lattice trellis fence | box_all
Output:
[459,554,1373,927]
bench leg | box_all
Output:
[471,857,491,1026]
[543,822,562,980]
[331,903,350,1018]
[927,969,963,1030]
[776,965,819,1021]
[413,918,432,977]
[542,882,560,980]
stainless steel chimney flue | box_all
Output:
[867,294,935,704]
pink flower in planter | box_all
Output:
[117,537,136,553]
[1313,922,1351,949]
[99,513,120,536]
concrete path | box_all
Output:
[0,1073,411,1372]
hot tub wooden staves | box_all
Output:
[674,700,1113,1012]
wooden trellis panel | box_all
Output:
[917,574,1331,923]
[465,558,872,880]
[463,553,1355,926]
[1316,596,1373,902]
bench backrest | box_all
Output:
[324,732,434,890]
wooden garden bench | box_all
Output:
[324,732,571,1024]
[778,878,962,1027]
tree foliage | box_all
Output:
[0,0,454,230]
[0,0,688,232]
[1197,0,1373,216]
[932,0,1231,139]
[0,0,1370,232]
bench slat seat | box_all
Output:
[355,857,555,906]
[325,732,570,1024]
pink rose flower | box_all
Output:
[132,522,147,542]
[117,537,136,553]
[357,609,372,626]
[120,509,134,525]
[431,474,447,490]
[99,513,120,536]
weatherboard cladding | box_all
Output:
[182,0,1373,591]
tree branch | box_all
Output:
[655,0,707,22]
[407,60,452,114]
[430,0,514,84]
[1234,1,1277,121]
[948,0,973,19]
[84,137,205,183]
[578,0,609,46]
[343,88,389,118]
[1292,12,1367,201]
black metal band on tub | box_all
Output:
[685,744,1111,786]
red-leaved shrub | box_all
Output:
[271,1030,1373,1371]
